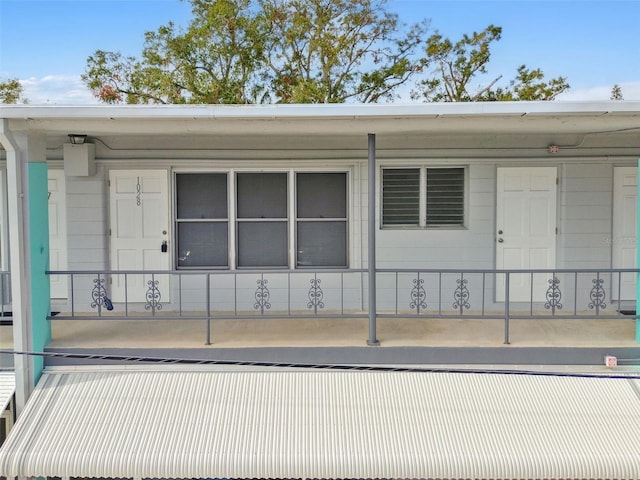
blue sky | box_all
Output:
[1,0,639,104]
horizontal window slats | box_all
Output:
[382,169,420,225]
[426,168,464,226]
[382,167,465,228]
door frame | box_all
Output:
[612,165,637,300]
[108,168,171,303]
[48,169,68,299]
[495,165,558,302]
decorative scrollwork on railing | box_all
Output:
[307,278,324,313]
[452,278,470,312]
[90,277,113,311]
[588,278,607,311]
[544,276,562,313]
[254,278,271,314]
[409,278,427,312]
[136,176,142,206]
[144,279,162,311]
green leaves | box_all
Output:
[259,0,426,103]
[0,78,27,104]
[82,2,569,104]
[412,25,569,102]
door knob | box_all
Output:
[498,238,504,243]
[498,230,503,234]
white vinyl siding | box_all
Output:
[382,167,465,228]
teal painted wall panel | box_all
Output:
[28,162,51,379]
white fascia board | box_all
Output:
[2,101,640,121]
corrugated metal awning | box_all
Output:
[1,368,640,479]
[0,371,14,412]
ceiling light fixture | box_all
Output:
[68,134,88,145]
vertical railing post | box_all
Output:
[395,271,398,315]
[367,133,379,346]
[151,273,156,317]
[504,271,511,345]
[124,273,129,317]
[636,157,640,342]
[70,274,75,317]
[288,271,291,316]
[205,273,211,345]
[97,273,103,317]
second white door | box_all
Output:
[612,166,637,300]
[496,167,557,301]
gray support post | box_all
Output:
[504,272,511,345]
[367,133,379,346]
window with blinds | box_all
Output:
[382,168,420,226]
[382,167,465,228]
[426,167,465,226]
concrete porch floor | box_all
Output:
[47,316,640,349]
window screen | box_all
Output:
[382,168,420,226]
[296,173,347,267]
[176,171,351,269]
[177,173,227,219]
[176,173,228,267]
[426,168,464,226]
[236,173,288,267]
[297,173,347,218]
[237,173,287,218]
[177,223,228,267]
[237,222,288,267]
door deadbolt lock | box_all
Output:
[498,230,503,234]
[161,240,168,252]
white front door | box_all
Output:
[109,170,170,303]
[496,167,557,301]
[48,170,68,298]
[612,166,637,300]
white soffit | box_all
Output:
[0,371,14,412]
[1,369,640,479]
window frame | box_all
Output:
[235,172,289,269]
[173,168,350,270]
[380,165,468,229]
[174,171,230,269]
[295,172,349,269]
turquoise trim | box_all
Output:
[28,162,51,380]
[637,159,640,343]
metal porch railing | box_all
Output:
[46,268,639,345]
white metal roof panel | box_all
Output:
[1,368,640,479]
[0,371,14,412]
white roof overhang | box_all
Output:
[0,371,14,412]
[1,367,640,479]
[1,101,640,141]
